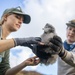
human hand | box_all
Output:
[49,36,65,57]
[13,37,42,46]
[49,36,62,53]
[50,36,66,58]
[24,56,40,66]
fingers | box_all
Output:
[32,56,40,61]
[50,36,62,46]
[35,37,41,41]
[30,56,40,62]
[38,42,45,45]
[32,56,40,64]
[49,35,62,52]
[50,43,61,52]
[53,36,62,43]
[33,37,41,44]
[50,38,62,47]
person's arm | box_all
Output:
[60,49,75,67]
[0,37,43,53]
[0,39,14,52]
[5,56,40,75]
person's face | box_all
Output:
[4,13,23,31]
[66,26,75,43]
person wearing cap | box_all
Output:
[46,19,75,75]
[0,6,43,75]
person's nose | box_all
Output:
[18,18,23,24]
[70,30,74,35]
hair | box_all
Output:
[0,18,4,25]
[0,13,12,25]
[67,25,75,29]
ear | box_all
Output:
[3,14,8,21]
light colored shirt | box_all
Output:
[58,48,75,75]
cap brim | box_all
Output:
[12,11,31,24]
[23,14,31,24]
[66,23,75,27]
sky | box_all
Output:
[0,0,75,75]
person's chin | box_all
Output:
[15,27,20,31]
[13,29,18,32]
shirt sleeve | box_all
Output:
[62,48,75,67]
[0,50,10,75]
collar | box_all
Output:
[63,41,75,51]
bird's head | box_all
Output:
[42,23,55,33]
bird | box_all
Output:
[32,23,58,65]
[41,23,56,53]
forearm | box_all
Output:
[5,61,26,75]
[60,49,75,67]
[5,56,40,75]
[0,39,15,52]
[0,37,42,53]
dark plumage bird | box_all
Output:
[32,23,58,65]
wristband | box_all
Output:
[59,48,67,59]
